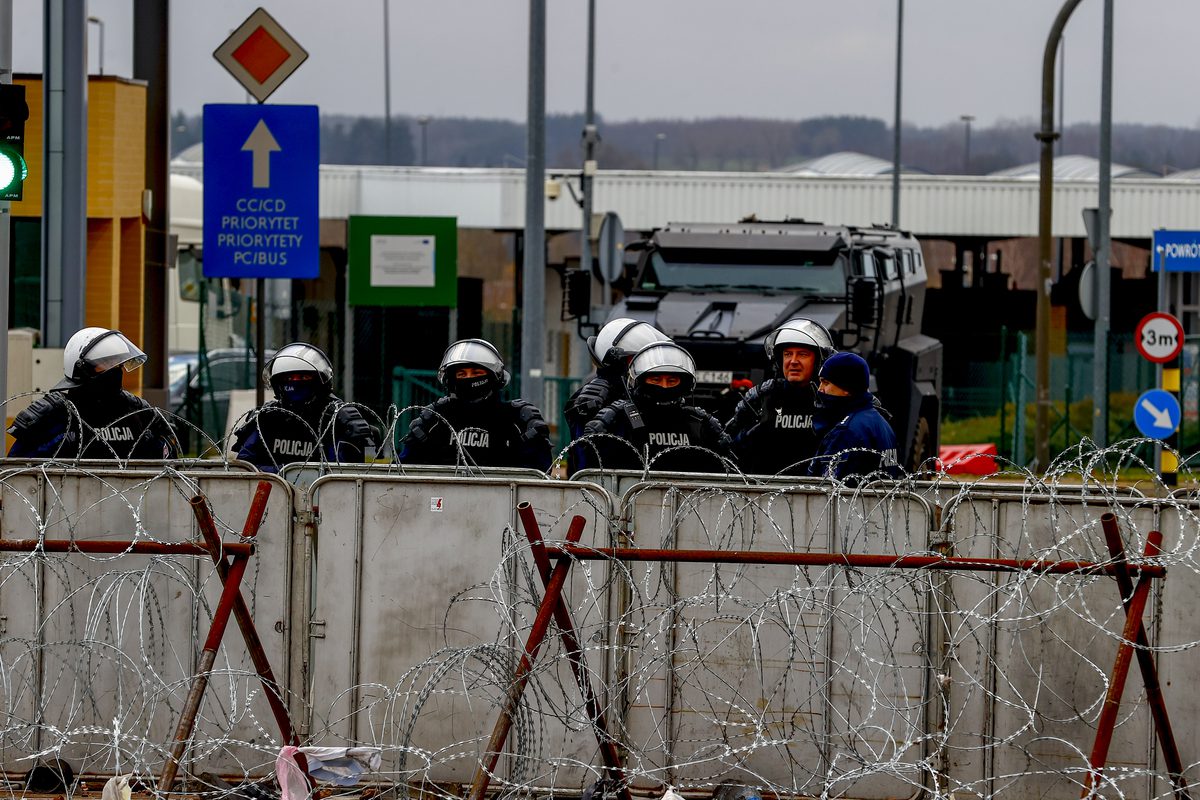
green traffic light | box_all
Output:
[0,143,27,195]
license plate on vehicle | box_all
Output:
[696,370,734,384]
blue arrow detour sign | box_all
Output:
[202,104,319,278]
[1134,389,1181,440]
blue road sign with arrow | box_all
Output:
[202,104,319,278]
[1134,389,1180,440]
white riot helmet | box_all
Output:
[587,318,669,370]
[437,339,509,401]
[626,341,697,405]
[264,343,334,406]
[54,327,147,390]
[763,317,835,375]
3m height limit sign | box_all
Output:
[202,104,319,278]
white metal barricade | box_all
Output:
[0,467,296,778]
[279,461,550,493]
[304,473,616,788]
[615,479,934,798]
[937,486,1197,799]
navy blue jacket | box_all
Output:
[725,378,820,476]
[398,395,552,471]
[233,398,376,472]
[808,392,902,482]
[8,390,179,460]
[563,367,629,474]
[579,399,732,474]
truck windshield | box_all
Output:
[640,250,846,294]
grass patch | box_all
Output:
[942,392,1148,461]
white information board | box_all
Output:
[370,235,436,287]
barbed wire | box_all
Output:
[0,406,1198,799]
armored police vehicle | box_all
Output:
[608,219,942,470]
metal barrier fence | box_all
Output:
[0,463,1198,799]
[0,466,298,780]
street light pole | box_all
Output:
[653,132,665,170]
[1035,0,1085,470]
[417,115,430,166]
[1092,0,1113,446]
[581,0,600,308]
[959,114,974,174]
[890,0,903,227]
[86,15,103,74]
[382,0,391,165]
[520,0,547,405]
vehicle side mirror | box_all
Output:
[851,278,877,325]
[564,269,592,319]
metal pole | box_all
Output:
[190,494,300,750]
[1156,244,1166,472]
[1035,0,1085,471]
[545,545,1165,578]
[255,279,265,406]
[1058,36,1065,156]
[86,16,103,75]
[417,116,430,166]
[467,514,586,800]
[1055,36,1066,281]
[520,0,546,404]
[516,504,629,797]
[159,482,274,793]
[134,0,170,404]
[890,0,903,227]
[382,0,391,165]
[1082,529,1165,798]
[960,114,974,174]
[1099,515,1191,795]
[41,0,88,347]
[581,0,599,308]
[1092,0,1113,447]
[0,0,11,410]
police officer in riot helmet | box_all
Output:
[7,327,179,459]
[724,317,833,476]
[232,342,376,472]
[564,317,668,473]
[399,339,553,471]
[580,341,732,474]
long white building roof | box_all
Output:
[170,162,1200,240]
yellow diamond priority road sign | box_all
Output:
[213,8,308,103]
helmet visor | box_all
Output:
[440,340,505,377]
[628,342,696,380]
[265,343,334,383]
[765,319,833,360]
[84,331,147,375]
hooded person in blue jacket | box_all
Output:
[808,352,902,482]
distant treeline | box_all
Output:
[170,111,1200,175]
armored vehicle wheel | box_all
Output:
[909,414,933,472]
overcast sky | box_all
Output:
[12,0,1200,128]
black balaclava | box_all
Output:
[450,370,499,403]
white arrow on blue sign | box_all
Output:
[1153,229,1200,273]
[202,104,319,279]
[1133,389,1180,439]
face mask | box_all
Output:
[276,375,323,407]
[89,367,124,396]
[637,382,685,406]
[815,391,855,417]
[453,374,496,403]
